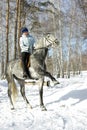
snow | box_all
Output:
[0,71,87,130]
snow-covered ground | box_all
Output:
[0,71,87,130]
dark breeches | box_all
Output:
[21,52,31,74]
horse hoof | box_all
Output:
[41,106,47,111]
[42,108,47,111]
[27,104,32,109]
[11,107,15,110]
[56,81,60,84]
[54,81,60,85]
[47,81,50,87]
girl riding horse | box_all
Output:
[20,27,35,79]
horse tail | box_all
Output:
[11,76,18,103]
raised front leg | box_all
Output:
[45,71,60,85]
[38,68,60,86]
[38,78,47,111]
[45,71,56,81]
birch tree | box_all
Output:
[66,0,76,78]
[57,0,64,78]
[0,2,4,76]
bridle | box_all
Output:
[45,36,57,48]
[34,36,57,51]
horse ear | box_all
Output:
[43,33,47,36]
[43,32,51,36]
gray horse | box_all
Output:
[6,34,59,111]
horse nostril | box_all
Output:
[55,40,59,45]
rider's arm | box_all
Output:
[29,35,36,52]
[20,37,29,52]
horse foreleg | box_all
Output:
[45,71,56,81]
[19,81,32,109]
[45,71,59,82]
[45,71,60,86]
[38,78,47,111]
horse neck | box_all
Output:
[35,37,45,49]
[32,48,48,61]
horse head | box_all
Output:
[35,34,59,49]
[45,33,59,48]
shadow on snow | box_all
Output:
[47,88,87,106]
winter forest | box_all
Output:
[0,0,87,78]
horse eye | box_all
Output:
[47,35,50,38]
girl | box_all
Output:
[20,27,35,79]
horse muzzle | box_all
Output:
[54,39,60,46]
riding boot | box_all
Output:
[23,72,28,79]
[23,67,32,79]
[26,67,32,79]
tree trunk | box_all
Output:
[14,0,19,59]
[67,25,72,78]
[0,5,4,76]
[17,0,21,57]
[6,0,9,63]
[67,1,75,78]
[21,0,25,26]
[58,0,64,78]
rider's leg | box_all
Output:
[26,54,32,79]
[21,52,29,78]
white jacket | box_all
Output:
[20,34,35,54]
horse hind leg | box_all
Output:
[8,80,18,110]
[38,78,47,111]
[19,80,32,109]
